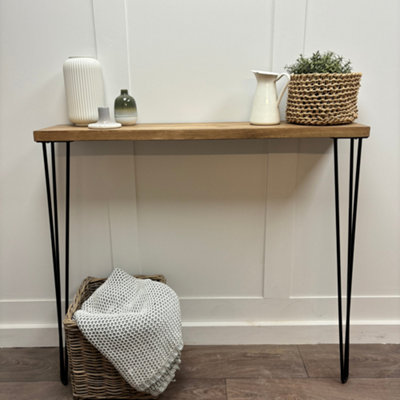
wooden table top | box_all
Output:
[33,122,370,142]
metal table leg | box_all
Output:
[333,138,363,383]
[42,142,70,385]
[40,137,363,385]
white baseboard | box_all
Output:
[1,321,399,347]
[1,324,57,347]
[183,321,400,345]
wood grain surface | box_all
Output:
[0,348,59,382]
[178,345,307,379]
[33,122,370,142]
[1,344,399,400]
[159,379,226,400]
[0,382,72,400]
[226,378,400,400]
[299,344,400,378]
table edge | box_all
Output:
[33,122,371,142]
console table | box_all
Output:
[33,121,370,386]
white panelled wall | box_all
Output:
[0,0,399,346]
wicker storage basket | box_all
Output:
[286,72,361,125]
[64,274,166,400]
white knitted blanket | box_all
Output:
[74,268,183,396]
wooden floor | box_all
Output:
[1,344,400,399]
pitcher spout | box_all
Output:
[251,70,280,80]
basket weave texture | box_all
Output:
[286,73,361,125]
[64,274,166,400]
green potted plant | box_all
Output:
[285,51,362,125]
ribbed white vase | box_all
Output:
[63,57,105,126]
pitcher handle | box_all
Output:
[275,73,291,106]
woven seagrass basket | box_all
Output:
[286,72,362,125]
[64,274,166,400]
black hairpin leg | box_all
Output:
[333,137,363,383]
[42,142,71,385]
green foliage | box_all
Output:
[286,51,352,74]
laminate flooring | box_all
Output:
[1,344,399,399]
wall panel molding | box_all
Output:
[263,0,308,299]
[2,0,399,348]
[93,0,131,104]
[92,0,141,272]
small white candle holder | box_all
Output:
[88,107,121,129]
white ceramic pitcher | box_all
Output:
[249,71,291,125]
